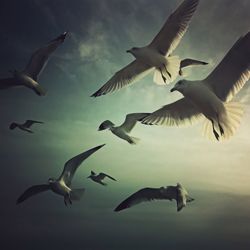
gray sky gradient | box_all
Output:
[0,0,250,249]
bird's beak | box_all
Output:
[170,87,177,92]
[126,50,131,53]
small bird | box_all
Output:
[91,0,208,97]
[0,32,67,96]
[16,144,105,206]
[141,32,250,141]
[9,120,43,133]
[87,171,117,186]
[114,183,194,212]
[98,113,150,144]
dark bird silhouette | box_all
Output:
[16,144,105,206]
[114,183,194,212]
[9,120,43,133]
[0,32,67,96]
[87,171,117,186]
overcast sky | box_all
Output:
[0,0,250,249]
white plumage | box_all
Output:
[142,32,250,141]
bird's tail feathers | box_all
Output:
[70,188,85,201]
[128,136,140,145]
[202,102,243,141]
[33,83,47,96]
[153,56,180,85]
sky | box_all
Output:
[0,0,250,249]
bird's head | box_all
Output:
[98,120,115,131]
[48,177,56,184]
[170,80,188,94]
[87,171,95,178]
[9,123,17,130]
[126,47,139,56]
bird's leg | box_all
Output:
[158,68,166,83]
[64,196,68,207]
[217,114,224,136]
[210,119,220,141]
[162,64,171,78]
[68,193,72,205]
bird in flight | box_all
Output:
[0,32,67,96]
[16,144,105,206]
[98,113,150,144]
[87,171,117,186]
[9,120,43,133]
[91,0,208,97]
[141,32,250,141]
[114,183,194,212]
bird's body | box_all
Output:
[9,120,43,133]
[16,144,105,206]
[88,171,116,186]
[114,183,194,212]
[98,113,150,144]
[91,0,208,97]
[0,32,67,96]
[142,32,250,140]
[49,179,71,197]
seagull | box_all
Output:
[87,171,117,186]
[98,113,150,144]
[16,144,105,206]
[141,32,250,141]
[91,0,208,97]
[114,183,194,212]
[0,32,67,96]
[9,120,43,133]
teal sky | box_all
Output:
[0,0,250,249]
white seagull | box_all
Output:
[0,32,67,96]
[114,183,194,212]
[91,0,207,97]
[98,113,150,144]
[142,32,250,141]
[16,144,105,206]
[87,171,117,186]
[9,120,43,133]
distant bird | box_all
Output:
[114,183,194,212]
[91,0,207,97]
[98,113,150,144]
[9,120,43,133]
[16,144,105,206]
[87,171,117,186]
[142,32,250,141]
[0,32,67,96]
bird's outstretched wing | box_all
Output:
[0,77,21,89]
[180,58,208,69]
[141,98,202,126]
[16,184,50,204]
[149,0,199,56]
[59,144,105,186]
[23,32,67,80]
[91,60,152,97]
[23,120,44,128]
[99,173,117,181]
[114,187,175,212]
[119,113,150,133]
[205,32,250,102]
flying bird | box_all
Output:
[141,32,250,141]
[9,120,43,133]
[114,183,194,212]
[16,144,105,206]
[98,113,150,144]
[87,171,117,186]
[91,0,208,97]
[0,32,67,96]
